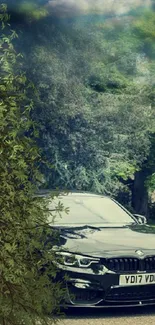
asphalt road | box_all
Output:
[58,306,155,325]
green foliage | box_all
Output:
[6,4,154,214]
[132,10,155,200]
[147,173,155,192]
[0,5,64,325]
[134,10,155,41]
[16,1,48,21]
[133,10,155,58]
[17,12,154,199]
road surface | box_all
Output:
[57,306,155,325]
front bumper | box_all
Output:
[58,267,155,308]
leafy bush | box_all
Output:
[0,5,65,325]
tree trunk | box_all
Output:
[132,170,149,217]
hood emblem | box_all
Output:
[135,250,144,257]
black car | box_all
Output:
[47,192,155,308]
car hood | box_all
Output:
[56,225,155,258]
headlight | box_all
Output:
[55,252,99,268]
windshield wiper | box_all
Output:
[74,224,101,231]
[54,224,101,231]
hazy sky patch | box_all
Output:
[47,0,152,17]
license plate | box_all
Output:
[119,273,155,286]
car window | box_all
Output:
[48,195,133,225]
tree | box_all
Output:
[127,10,155,217]
[0,5,64,325]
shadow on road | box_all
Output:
[63,305,155,319]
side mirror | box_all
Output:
[133,214,147,225]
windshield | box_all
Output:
[48,194,134,225]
